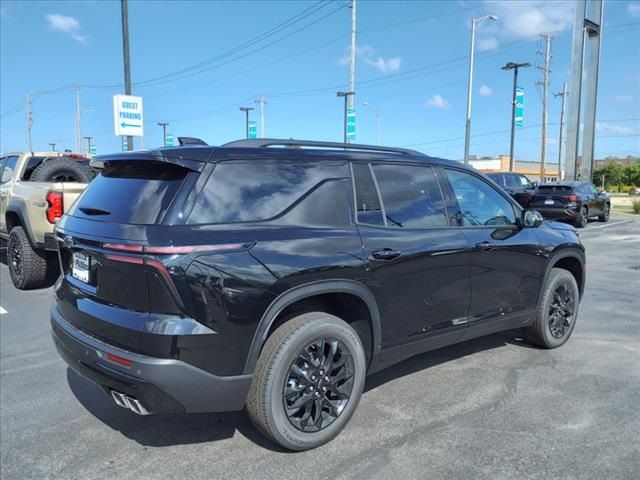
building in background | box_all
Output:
[467,155,560,182]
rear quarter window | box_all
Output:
[187,160,349,224]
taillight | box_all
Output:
[103,243,245,254]
[567,194,579,202]
[46,192,64,223]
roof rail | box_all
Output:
[221,138,425,156]
[178,137,208,146]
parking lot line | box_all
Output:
[581,220,628,232]
[0,306,7,315]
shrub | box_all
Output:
[633,200,640,215]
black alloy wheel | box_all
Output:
[575,206,588,228]
[10,239,23,277]
[283,337,354,433]
[548,283,575,339]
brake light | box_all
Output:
[568,194,579,202]
[46,192,64,223]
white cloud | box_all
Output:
[477,1,574,49]
[615,95,633,104]
[596,122,634,135]
[479,85,492,96]
[477,36,499,52]
[338,44,401,73]
[364,57,402,73]
[46,14,88,43]
[426,94,451,109]
[628,3,640,18]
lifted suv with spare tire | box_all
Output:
[51,139,585,450]
[0,151,95,289]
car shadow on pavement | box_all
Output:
[67,329,532,451]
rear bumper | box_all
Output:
[51,305,252,414]
[533,207,578,220]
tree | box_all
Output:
[624,161,640,186]
[592,161,624,187]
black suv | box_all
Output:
[529,181,610,228]
[485,171,537,208]
[51,139,585,451]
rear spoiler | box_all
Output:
[89,148,212,172]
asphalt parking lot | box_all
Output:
[1,217,639,480]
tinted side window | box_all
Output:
[372,164,447,228]
[504,174,522,188]
[1,156,19,184]
[352,163,384,226]
[188,161,348,224]
[444,169,516,226]
[487,174,504,187]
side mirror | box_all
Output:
[522,209,543,228]
[599,190,607,195]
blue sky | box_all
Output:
[1,0,639,161]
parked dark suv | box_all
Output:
[485,171,537,208]
[51,139,585,450]
[529,181,610,227]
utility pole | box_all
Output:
[537,33,553,183]
[554,83,568,180]
[26,92,33,152]
[49,143,56,151]
[84,136,93,154]
[347,0,356,143]
[157,122,169,146]
[464,14,498,164]
[363,101,381,145]
[121,0,133,151]
[239,107,254,138]
[502,62,531,172]
[255,96,266,137]
[337,92,354,143]
[75,86,81,152]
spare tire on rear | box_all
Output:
[30,158,95,183]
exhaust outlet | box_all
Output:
[110,390,151,415]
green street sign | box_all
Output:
[347,109,356,141]
[515,87,524,127]
[248,121,257,139]
[89,145,96,155]
[166,133,174,147]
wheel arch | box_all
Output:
[5,202,37,246]
[544,250,585,300]
[243,279,382,375]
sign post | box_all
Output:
[248,121,257,139]
[346,109,356,142]
[113,94,144,141]
[515,87,524,127]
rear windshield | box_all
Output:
[68,161,189,224]
[536,185,573,193]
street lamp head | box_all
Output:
[239,107,254,112]
[337,91,355,97]
[488,15,498,21]
[363,100,369,105]
[502,61,532,70]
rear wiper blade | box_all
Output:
[79,206,111,215]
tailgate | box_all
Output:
[61,182,89,215]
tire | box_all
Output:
[246,312,366,451]
[598,203,610,222]
[30,158,94,183]
[522,268,580,349]
[7,226,49,290]
[574,206,588,228]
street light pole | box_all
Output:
[121,0,133,151]
[502,62,531,172]
[363,101,381,145]
[463,14,498,164]
[554,83,568,180]
[337,92,354,143]
[157,122,169,146]
[49,143,56,151]
[239,107,254,139]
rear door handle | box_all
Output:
[475,241,495,251]
[372,248,402,260]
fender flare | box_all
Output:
[243,279,382,374]
[5,200,38,247]
[540,248,586,304]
